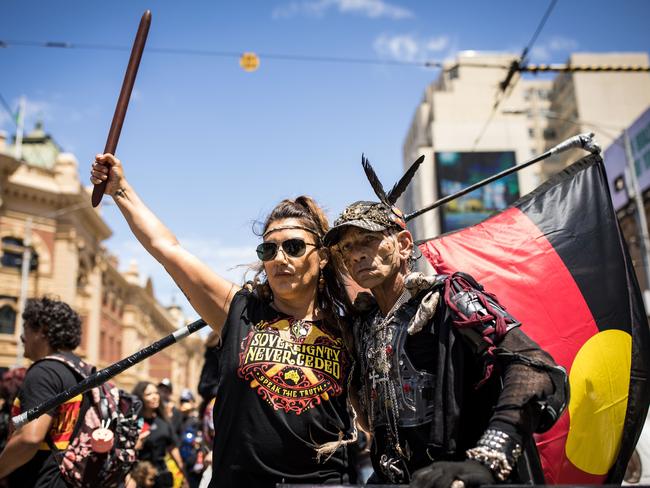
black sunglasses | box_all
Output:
[256,238,318,261]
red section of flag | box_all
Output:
[419,206,599,483]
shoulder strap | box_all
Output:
[39,352,92,380]
[41,354,97,452]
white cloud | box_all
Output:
[530,36,579,62]
[373,33,449,62]
[273,0,413,20]
[548,36,579,51]
[530,45,550,61]
[23,98,54,123]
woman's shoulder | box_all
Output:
[230,287,268,310]
[224,287,276,327]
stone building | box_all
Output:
[0,123,203,395]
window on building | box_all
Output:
[0,305,16,334]
[543,128,557,140]
[528,128,535,137]
[1,237,38,271]
[100,330,106,360]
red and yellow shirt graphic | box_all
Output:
[12,389,82,451]
[237,317,346,415]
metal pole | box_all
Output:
[12,318,208,428]
[14,216,32,367]
[623,129,650,306]
[14,96,25,161]
[405,133,599,222]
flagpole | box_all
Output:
[11,318,208,429]
[404,132,600,222]
[14,96,25,161]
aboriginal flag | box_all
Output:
[419,153,650,484]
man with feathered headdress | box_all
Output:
[324,156,568,488]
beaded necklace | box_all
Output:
[361,289,411,458]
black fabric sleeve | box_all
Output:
[488,328,562,441]
[219,289,255,341]
[167,425,178,449]
[19,362,68,413]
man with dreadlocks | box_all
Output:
[324,155,568,488]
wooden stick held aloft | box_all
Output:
[92,10,152,207]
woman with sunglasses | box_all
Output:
[91,153,355,488]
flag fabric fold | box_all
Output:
[419,153,650,484]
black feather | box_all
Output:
[361,154,388,204]
[386,154,425,204]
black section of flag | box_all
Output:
[516,154,630,335]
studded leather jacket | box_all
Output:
[351,272,568,484]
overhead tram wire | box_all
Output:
[471,0,558,150]
[2,39,440,68]
[0,39,515,71]
[0,92,17,126]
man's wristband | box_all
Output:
[466,429,522,481]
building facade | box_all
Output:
[0,124,203,395]
[401,51,551,244]
[402,51,650,247]
[541,52,650,179]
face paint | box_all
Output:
[338,229,403,290]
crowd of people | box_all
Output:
[0,150,572,487]
[0,298,216,488]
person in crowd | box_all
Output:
[0,297,84,487]
[132,381,186,488]
[91,153,354,487]
[177,389,203,488]
[126,461,158,488]
[197,332,221,407]
[0,366,27,452]
[158,379,183,440]
[322,157,568,487]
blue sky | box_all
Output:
[2,0,649,318]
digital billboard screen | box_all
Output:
[435,151,519,233]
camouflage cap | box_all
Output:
[323,200,407,246]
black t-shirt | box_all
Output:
[209,290,352,488]
[138,416,177,476]
[9,353,82,488]
[169,406,183,440]
[198,343,220,401]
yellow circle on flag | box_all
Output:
[240,52,260,72]
[565,329,632,475]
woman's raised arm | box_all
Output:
[91,153,240,333]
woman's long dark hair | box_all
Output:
[252,196,360,459]
[251,196,353,336]
[132,381,167,420]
